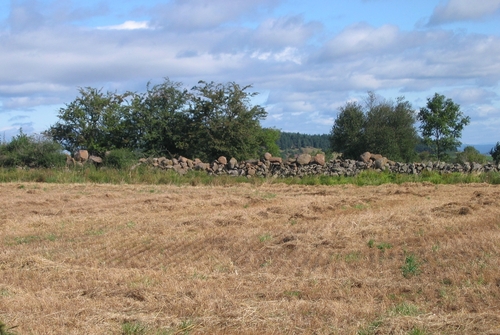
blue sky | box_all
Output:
[1,0,500,145]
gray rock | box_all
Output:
[297,154,312,165]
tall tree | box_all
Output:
[417,93,470,161]
[184,81,268,161]
[330,102,366,159]
[364,96,418,162]
[46,87,132,155]
[122,79,190,156]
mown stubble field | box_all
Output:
[1,182,500,334]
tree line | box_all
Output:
[46,79,280,162]
[330,92,472,162]
[3,79,500,169]
[277,133,331,152]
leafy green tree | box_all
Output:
[122,79,190,156]
[258,128,281,157]
[47,79,271,162]
[490,142,500,164]
[417,93,470,161]
[364,96,418,162]
[330,102,366,159]
[184,81,268,161]
[46,87,132,155]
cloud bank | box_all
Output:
[0,0,499,144]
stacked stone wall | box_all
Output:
[133,152,500,178]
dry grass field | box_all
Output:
[1,181,500,334]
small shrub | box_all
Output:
[0,131,65,168]
[121,321,147,335]
[104,149,139,169]
[402,253,421,278]
[455,146,487,164]
[390,302,420,316]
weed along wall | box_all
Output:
[132,152,500,178]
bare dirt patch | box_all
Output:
[1,182,500,334]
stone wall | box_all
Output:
[133,152,500,178]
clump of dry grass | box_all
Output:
[1,182,499,334]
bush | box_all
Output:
[455,146,487,164]
[490,142,500,164]
[104,148,139,169]
[0,131,66,168]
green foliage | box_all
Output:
[364,95,418,162]
[0,130,65,168]
[330,93,418,162]
[47,87,134,156]
[417,93,470,161]
[401,253,421,278]
[104,148,139,169]
[330,101,366,159]
[123,79,190,156]
[258,128,281,157]
[455,146,487,164]
[47,79,269,162]
[490,142,500,164]
[184,81,267,161]
[389,302,420,316]
[121,321,147,335]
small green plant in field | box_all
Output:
[390,302,421,316]
[377,242,392,251]
[85,228,105,236]
[121,321,147,335]
[0,320,18,335]
[289,219,297,225]
[126,221,136,228]
[402,253,421,278]
[368,240,392,251]
[344,251,361,263]
[46,233,57,241]
[259,233,272,242]
[14,235,41,245]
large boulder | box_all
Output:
[313,154,326,166]
[297,154,312,165]
[74,150,89,162]
[360,152,371,163]
[370,153,384,161]
[228,157,238,169]
[374,158,388,170]
[88,155,103,164]
[218,156,227,165]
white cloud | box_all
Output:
[428,0,500,25]
[151,0,279,31]
[97,21,150,30]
